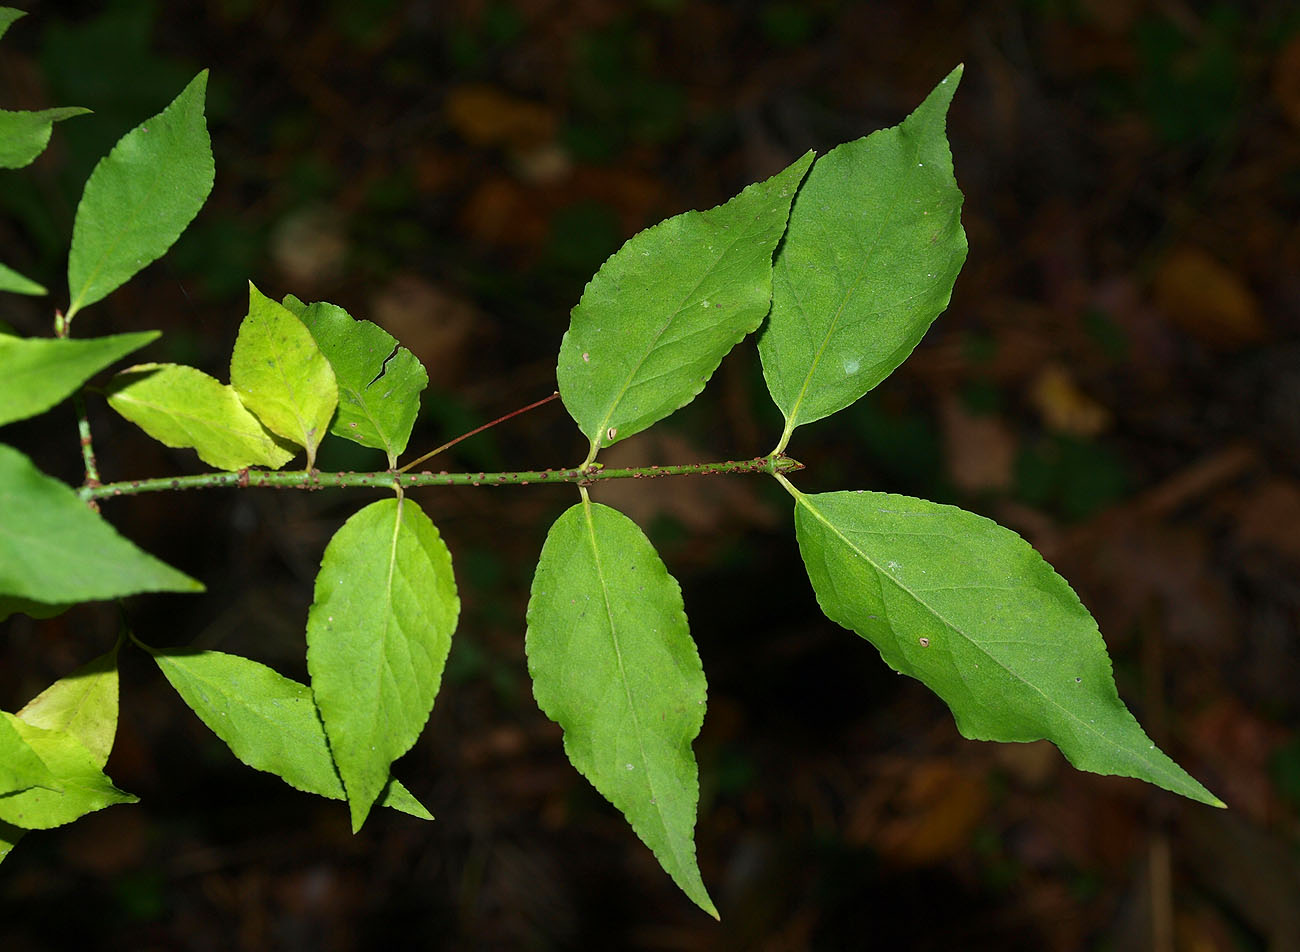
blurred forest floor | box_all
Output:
[2,1,1300,949]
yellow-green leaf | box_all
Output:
[230,284,338,469]
[106,363,295,471]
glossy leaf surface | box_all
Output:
[106,363,295,471]
[0,331,158,427]
[149,647,431,820]
[0,262,46,295]
[789,487,1222,806]
[306,497,459,831]
[283,295,427,466]
[0,715,136,829]
[0,106,90,169]
[66,70,213,317]
[0,444,202,602]
[759,67,967,440]
[18,641,121,769]
[230,285,338,467]
[526,499,715,917]
[0,711,58,796]
[557,152,813,454]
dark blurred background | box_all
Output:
[2,0,1299,948]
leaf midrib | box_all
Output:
[795,493,1190,788]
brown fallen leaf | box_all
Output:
[1152,247,1265,349]
[939,395,1016,491]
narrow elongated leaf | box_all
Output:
[306,497,459,831]
[789,487,1222,806]
[0,330,159,427]
[0,714,136,830]
[148,647,431,820]
[283,296,427,466]
[0,444,203,602]
[0,711,58,796]
[557,152,814,455]
[759,67,967,440]
[0,106,90,169]
[230,285,338,468]
[106,363,295,470]
[66,70,214,318]
[0,8,25,41]
[0,262,46,295]
[0,823,19,864]
[18,640,121,769]
[526,499,716,917]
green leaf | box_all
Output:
[284,296,428,467]
[0,443,203,602]
[0,596,69,623]
[758,67,967,445]
[0,822,19,865]
[18,640,121,769]
[0,7,25,42]
[787,486,1223,807]
[0,261,48,296]
[230,284,338,469]
[0,710,59,796]
[525,498,716,917]
[106,363,295,471]
[0,330,159,427]
[0,714,136,830]
[147,646,431,820]
[65,70,214,318]
[0,106,91,169]
[557,151,814,456]
[306,497,459,831]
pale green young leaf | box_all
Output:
[106,363,295,471]
[0,710,59,796]
[0,444,203,602]
[525,498,716,918]
[0,714,136,830]
[759,67,967,443]
[65,70,214,318]
[788,486,1222,807]
[0,330,159,427]
[148,647,431,820]
[0,261,48,295]
[0,106,91,169]
[0,8,25,41]
[306,497,459,831]
[283,296,427,467]
[18,640,121,769]
[230,284,338,468]
[557,151,814,455]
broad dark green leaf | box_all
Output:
[0,262,47,296]
[283,295,427,467]
[148,647,431,820]
[526,498,716,917]
[18,640,121,769]
[0,330,159,427]
[0,714,136,830]
[230,284,338,469]
[0,444,203,602]
[306,497,459,831]
[0,710,58,796]
[788,486,1222,807]
[557,152,813,456]
[65,70,214,318]
[759,67,967,445]
[106,363,295,471]
[0,106,90,169]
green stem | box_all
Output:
[55,308,102,509]
[80,454,806,502]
